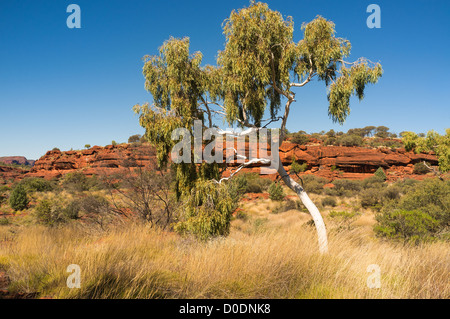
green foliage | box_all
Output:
[34,199,67,226]
[336,134,363,147]
[9,184,29,211]
[18,177,54,193]
[328,179,362,197]
[111,140,117,146]
[398,178,450,229]
[290,158,307,174]
[374,167,387,181]
[239,173,272,193]
[401,129,450,173]
[289,132,310,145]
[52,147,60,151]
[374,210,439,243]
[413,162,430,175]
[321,197,337,207]
[134,2,383,241]
[174,181,234,241]
[62,172,102,193]
[0,185,9,205]
[84,144,91,149]
[374,126,390,138]
[301,175,328,194]
[128,134,142,144]
[268,182,285,201]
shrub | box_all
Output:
[34,199,67,226]
[360,188,383,210]
[241,173,272,193]
[361,176,386,189]
[9,184,29,211]
[19,177,54,193]
[128,134,142,144]
[413,162,430,175]
[301,175,328,194]
[321,197,337,207]
[268,183,285,201]
[382,186,401,201]
[337,134,363,147]
[227,174,248,207]
[374,167,387,181]
[332,179,362,195]
[62,172,101,192]
[398,178,450,230]
[329,210,359,220]
[112,140,117,146]
[174,181,234,241]
[52,147,60,151]
[272,199,301,214]
[289,132,310,145]
[374,210,439,243]
[290,159,307,174]
[84,144,91,149]
[0,186,9,205]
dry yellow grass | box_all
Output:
[0,198,448,299]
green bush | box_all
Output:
[301,175,328,194]
[19,177,54,193]
[382,186,401,201]
[268,183,285,201]
[374,210,439,243]
[289,132,310,145]
[398,178,450,229]
[34,199,67,226]
[272,199,301,214]
[321,196,337,207]
[174,181,234,241]
[128,134,142,144]
[413,162,430,175]
[360,188,383,210]
[227,174,248,207]
[337,134,363,147]
[290,159,307,174]
[241,173,272,193]
[62,172,102,192]
[85,144,91,149]
[9,184,29,211]
[331,179,362,196]
[361,176,386,189]
[374,167,387,181]
[111,140,117,146]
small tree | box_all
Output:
[85,144,91,149]
[134,2,382,252]
[268,182,285,201]
[374,167,387,181]
[128,134,142,143]
[9,184,29,211]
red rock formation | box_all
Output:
[0,156,35,166]
[26,143,157,181]
[0,141,442,185]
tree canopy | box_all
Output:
[133,1,383,248]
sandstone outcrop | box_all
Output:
[0,141,441,185]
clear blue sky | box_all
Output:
[1,0,449,160]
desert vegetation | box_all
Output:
[0,168,449,298]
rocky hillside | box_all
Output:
[0,139,440,186]
[0,156,35,167]
[26,143,156,181]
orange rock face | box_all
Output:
[25,143,157,181]
[0,141,441,185]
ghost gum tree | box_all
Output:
[134,2,383,253]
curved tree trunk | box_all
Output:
[277,160,328,254]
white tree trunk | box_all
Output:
[277,161,328,254]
